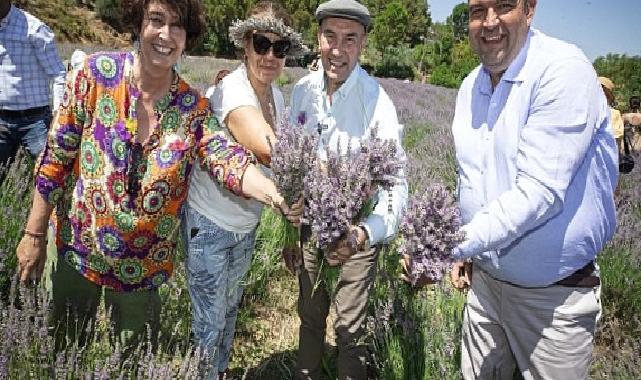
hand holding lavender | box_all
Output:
[268,111,318,258]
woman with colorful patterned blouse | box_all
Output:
[15,0,300,352]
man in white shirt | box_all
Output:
[450,1,618,379]
[289,0,407,378]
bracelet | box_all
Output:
[24,229,47,239]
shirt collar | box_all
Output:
[0,5,15,30]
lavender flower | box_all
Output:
[303,145,371,251]
[398,183,465,284]
[268,112,318,205]
[363,126,405,190]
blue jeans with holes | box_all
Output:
[181,205,256,378]
[0,111,51,167]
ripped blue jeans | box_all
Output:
[181,205,256,378]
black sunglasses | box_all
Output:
[252,33,291,59]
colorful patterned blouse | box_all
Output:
[35,51,254,292]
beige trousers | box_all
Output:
[295,243,378,380]
[461,268,601,380]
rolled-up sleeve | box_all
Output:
[34,61,89,204]
[454,58,601,259]
[197,113,255,196]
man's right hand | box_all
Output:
[16,235,47,283]
[450,261,472,291]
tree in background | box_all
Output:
[201,0,252,56]
[95,0,123,32]
[371,1,409,59]
[594,54,641,111]
[447,2,469,42]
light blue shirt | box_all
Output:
[0,5,65,111]
[451,29,618,287]
[289,64,408,246]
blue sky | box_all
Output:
[428,0,641,60]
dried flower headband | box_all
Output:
[228,17,309,56]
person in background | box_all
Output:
[623,95,641,151]
[16,0,300,354]
[0,0,65,169]
[449,0,617,379]
[183,2,307,379]
[289,0,408,378]
[598,77,624,154]
[204,69,230,100]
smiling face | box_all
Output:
[138,1,186,73]
[317,17,367,92]
[244,31,287,86]
[468,0,536,81]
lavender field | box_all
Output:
[0,52,639,379]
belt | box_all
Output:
[491,261,600,289]
[554,261,600,288]
[0,106,50,118]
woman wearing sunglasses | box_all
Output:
[182,2,307,379]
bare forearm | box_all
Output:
[25,190,54,234]
[241,164,283,207]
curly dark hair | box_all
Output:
[121,0,206,52]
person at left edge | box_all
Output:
[0,0,65,169]
[15,0,301,354]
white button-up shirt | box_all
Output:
[452,29,618,287]
[289,64,408,246]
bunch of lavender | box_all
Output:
[363,126,404,191]
[303,134,403,296]
[303,145,371,252]
[269,115,318,206]
[268,114,318,250]
[398,183,465,285]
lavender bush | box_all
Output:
[0,149,34,301]
[398,184,465,284]
[0,273,203,379]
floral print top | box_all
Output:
[35,51,254,291]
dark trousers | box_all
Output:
[296,243,379,380]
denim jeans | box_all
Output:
[0,111,51,167]
[181,205,256,378]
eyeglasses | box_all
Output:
[252,33,291,59]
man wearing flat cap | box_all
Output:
[288,0,408,379]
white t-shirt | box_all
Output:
[187,64,284,233]
[204,85,216,100]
